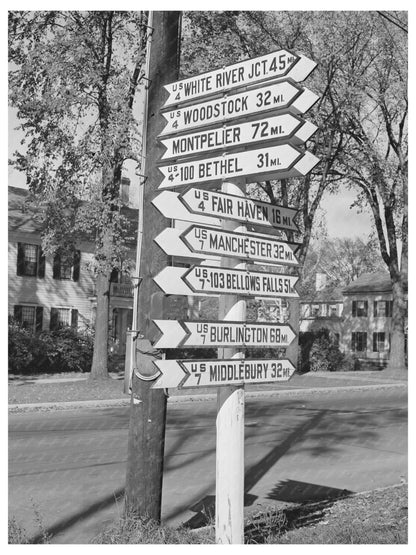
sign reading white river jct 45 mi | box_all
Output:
[162,49,316,108]
[153,320,296,349]
[152,358,296,389]
[160,81,318,136]
[159,143,319,189]
[154,265,299,298]
[179,225,300,266]
[160,113,317,160]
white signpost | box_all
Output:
[162,49,316,108]
[152,358,296,388]
[158,143,319,189]
[160,81,318,136]
[153,320,296,349]
[154,264,299,298]
[160,113,317,159]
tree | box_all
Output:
[9,11,149,379]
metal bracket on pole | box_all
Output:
[139,72,153,90]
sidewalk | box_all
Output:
[8,370,407,412]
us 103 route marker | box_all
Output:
[153,320,296,349]
[160,81,318,136]
[152,358,296,389]
[154,264,299,298]
[162,49,316,108]
[158,143,319,189]
[155,224,300,266]
[160,113,317,159]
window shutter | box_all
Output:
[351,332,356,351]
[363,332,367,350]
[53,253,61,279]
[373,333,377,352]
[71,309,78,330]
[352,301,357,317]
[38,247,45,278]
[35,307,43,333]
[50,308,59,330]
[388,301,393,317]
[373,301,377,317]
[17,243,25,276]
[14,305,23,323]
[72,251,81,282]
[364,301,368,317]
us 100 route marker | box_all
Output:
[158,143,319,189]
[153,320,296,349]
[162,49,316,108]
[160,81,318,136]
[152,358,296,388]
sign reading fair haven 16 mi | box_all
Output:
[162,49,316,108]
[159,143,319,189]
[152,358,296,389]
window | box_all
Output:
[351,331,367,352]
[53,251,81,281]
[50,307,78,330]
[352,300,368,317]
[330,305,338,317]
[373,332,386,352]
[312,304,320,317]
[13,305,43,333]
[374,300,393,317]
[16,243,45,277]
[334,333,340,345]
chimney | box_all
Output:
[120,177,130,205]
[315,272,327,292]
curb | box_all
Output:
[8,382,407,412]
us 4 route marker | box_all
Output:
[153,320,296,349]
[152,188,298,232]
[162,49,316,108]
[158,143,319,189]
[154,264,299,298]
[152,358,296,389]
[160,80,318,136]
[155,224,300,266]
[160,113,317,160]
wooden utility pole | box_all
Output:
[124,11,181,520]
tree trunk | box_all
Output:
[90,271,110,379]
[386,276,407,375]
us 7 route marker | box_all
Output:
[160,81,318,136]
[162,49,316,108]
[153,320,296,349]
[154,264,299,298]
[152,358,296,389]
[160,113,317,160]
[158,143,319,189]
[178,188,299,232]
[155,224,300,266]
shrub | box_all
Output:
[299,328,344,373]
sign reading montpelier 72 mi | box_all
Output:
[159,143,319,189]
[152,358,296,389]
[162,48,316,108]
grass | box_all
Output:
[11,483,405,544]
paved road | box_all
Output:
[9,386,407,544]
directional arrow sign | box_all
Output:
[153,320,296,349]
[152,358,296,389]
[160,113,317,160]
[160,81,318,136]
[163,49,316,108]
[180,225,300,266]
[154,265,299,298]
[158,143,319,189]
[154,227,220,263]
[180,188,299,232]
[152,190,221,226]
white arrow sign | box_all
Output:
[153,320,296,349]
[180,225,300,266]
[160,81,318,136]
[160,113,317,160]
[154,265,299,298]
[152,190,221,226]
[159,143,319,189]
[163,49,316,108]
[154,227,220,262]
[180,188,299,232]
[152,358,296,389]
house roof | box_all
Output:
[8,185,138,244]
[342,270,400,294]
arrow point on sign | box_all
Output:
[289,55,317,82]
[153,320,188,349]
[295,151,320,176]
[291,88,319,115]
[295,121,318,144]
[151,359,186,389]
